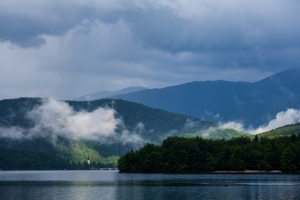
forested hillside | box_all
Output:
[256,123,300,138]
[0,97,228,168]
[118,135,300,173]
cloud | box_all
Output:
[183,119,196,130]
[0,98,143,144]
[0,126,26,140]
[252,109,300,134]
[1,0,300,99]
[135,122,145,134]
[222,108,300,134]
[160,109,300,138]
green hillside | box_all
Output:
[180,128,251,140]
[0,97,250,169]
[256,123,300,138]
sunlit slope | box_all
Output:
[255,123,300,138]
[180,128,251,140]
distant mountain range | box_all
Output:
[74,86,148,101]
[110,68,300,128]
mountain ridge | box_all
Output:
[74,86,148,101]
[111,68,300,127]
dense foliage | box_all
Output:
[118,135,300,173]
[0,98,41,128]
[256,123,300,138]
[0,137,120,168]
[181,128,250,140]
[0,150,116,170]
[0,150,70,170]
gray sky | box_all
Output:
[1,0,300,100]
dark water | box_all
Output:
[1,171,300,200]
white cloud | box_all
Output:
[221,121,246,132]
[222,108,300,134]
[135,122,145,134]
[252,109,300,134]
[0,126,26,140]
[183,119,196,130]
[0,98,143,144]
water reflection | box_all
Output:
[1,171,300,200]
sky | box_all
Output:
[1,0,300,100]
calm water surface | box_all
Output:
[1,170,300,200]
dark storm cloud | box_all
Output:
[0,4,96,47]
[1,0,300,99]
[120,3,300,71]
[125,8,245,53]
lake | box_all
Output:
[1,170,300,200]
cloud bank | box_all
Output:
[0,98,142,144]
[222,108,300,134]
[1,0,300,99]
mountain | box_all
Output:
[74,86,148,101]
[0,97,215,141]
[255,122,300,138]
[112,68,300,128]
[1,97,242,167]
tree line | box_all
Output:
[118,135,300,173]
[0,150,115,170]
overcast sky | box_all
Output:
[1,0,300,100]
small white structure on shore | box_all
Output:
[87,156,91,165]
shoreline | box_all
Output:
[2,170,300,174]
[210,170,283,174]
[118,170,300,174]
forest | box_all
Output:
[0,97,233,169]
[118,135,300,173]
[0,150,115,170]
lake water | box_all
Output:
[1,171,300,200]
